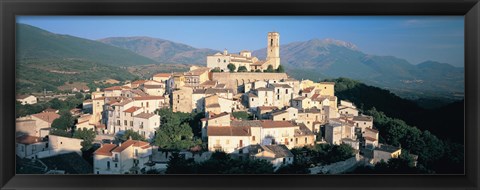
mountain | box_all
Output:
[98,37,218,65]
[17,23,157,66]
[16,23,149,93]
[252,39,464,100]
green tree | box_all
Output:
[166,152,197,174]
[119,129,145,142]
[276,65,285,73]
[227,63,236,73]
[211,68,221,72]
[255,69,262,72]
[232,111,250,120]
[75,92,84,99]
[73,128,96,151]
[265,65,275,73]
[51,111,75,131]
[237,66,248,72]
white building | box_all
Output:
[93,140,152,174]
[16,94,37,105]
[16,135,47,159]
[244,144,294,171]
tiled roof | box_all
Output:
[31,112,60,124]
[248,144,294,158]
[257,106,278,111]
[16,135,44,145]
[299,108,321,113]
[295,123,315,136]
[94,144,117,156]
[153,73,172,78]
[208,112,231,120]
[134,112,157,119]
[260,120,296,128]
[205,88,231,94]
[112,140,151,153]
[231,120,263,128]
[123,106,142,113]
[364,136,378,141]
[293,96,307,101]
[200,80,217,86]
[104,86,123,91]
[133,96,165,101]
[365,127,379,133]
[256,87,273,91]
[207,126,251,136]
[143,85,164,89]
[270,83,292,88]
[248,93,258,98]
[302,87,315,93]
[132,80,147,85]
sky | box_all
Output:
[17,16,464,67]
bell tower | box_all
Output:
[266,32,280,69]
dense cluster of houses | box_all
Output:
[16,32,407,174]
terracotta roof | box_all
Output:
[134,112,157,119]
[132,80,147,85]
[295,123,315,136]
[215,84,226,88]
[364,136,378,141]
[133,96,165,101]
[95,123,106,129]
[193,89,207,94]
[256,87,273,91]
[123,106,142,113]
[208,112,231,120]
[311,94,320,100]
[43,108,58,113]
[293,96,307,101]
[200,80,217,86]
[302,87,315,93]
[251,61,266,66]
[271,110,288,116]
[16,135,44,145]
[365,127,379,133]
[104,86,123,91]
[257,106,278,111]
[153,73,172,78]
[260,120,296,128]
[94,144,117,156]
[248,93,258,98]
[112,140,151,153]
[207,126,251,136]
[31,112,60,124]
[248,144,293,158]
[270,83,292,88]
[111,100,133,107]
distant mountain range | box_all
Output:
[99,37,217,65]
[17,24,157,66]
[16,23,464,101]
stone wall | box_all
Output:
[212,72,288,94]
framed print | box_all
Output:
[1,0,479,189]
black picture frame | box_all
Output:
[1,0,479,189]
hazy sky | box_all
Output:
[17,16,464,67]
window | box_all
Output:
[117,120,120,125]
[286,89,288,94]
[107,161,110,169]
[217,58,220,62]
[115,163,118,168]
[147,102,149,107]
[270,39,273,46]
[224,60,226,63]
[277,95,280,100]
[305,137,308,143]
[277,89,280,93]
[251,98,254,101]
[32,145,36,151]
[283,158,286,164]
[135,149,138,157]
[130,121,133,126]
[97,171,99,174]
[252,136,255,141]
[124,120,127,126]
[283,118,286,121]
[21,145,24,152]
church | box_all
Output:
[207,32,281,72]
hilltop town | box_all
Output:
[16,32,414,174]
